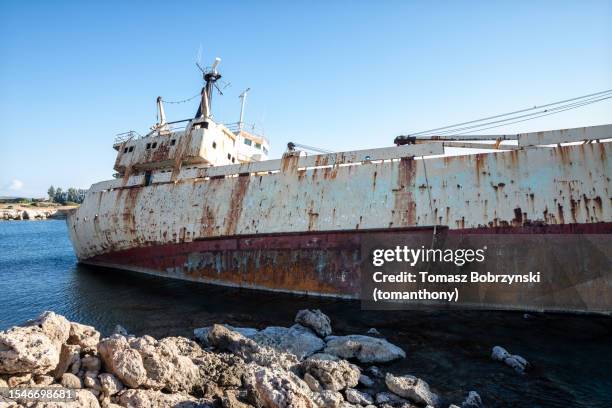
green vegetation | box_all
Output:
[47,186,86,204]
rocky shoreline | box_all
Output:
[0,310,486,408]
[0,208,72,221]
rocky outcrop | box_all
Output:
[1,208,62,221]
[324,335,406,363]
[295,309,333,338]
[0,310,489,408]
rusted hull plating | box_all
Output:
[68,140,612,309]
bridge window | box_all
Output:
[123,147,128,153]
[171,139,176,146]
[152,142,157,149]
[212,141,217,149]
[255,143,261,149]
[244,138,252,146]
[128,146,134,152]
[227,153,231,160]
[146,143,151,149]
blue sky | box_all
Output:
[1,1,610,197]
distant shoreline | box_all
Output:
[0,204,77,221]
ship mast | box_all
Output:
[195,57,222,119]
[238,88,250,131]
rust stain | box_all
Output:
[393,158,417,227]
[224,175,251,235]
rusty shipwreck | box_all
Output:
[67,60,612,313]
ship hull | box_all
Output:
[68,135,612,313]
[80,223,612,313]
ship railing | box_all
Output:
[225,122,269,143]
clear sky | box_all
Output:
[1,1,610,197]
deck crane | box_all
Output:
[286,142,334,154]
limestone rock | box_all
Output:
[295,309,332,338]
[194,325,259,347]
[33,374,55,386]
[99,373,124,396]
[193,351,245,390]
[0,326,59,375]
[61,372,82,389]
[324,335,405,363]
[462,391,483,408]
[98,335,147,388]
[252,366,315,408]
[491,346,528,373]
[384,373,439,407]
[345,388,374,405]
[113,389,207,408]
[301,357,360,391]
[358,374,375,388]
[53,344,81,379]
[127,335,201,392]
[251,324,325,360]
[68,323,100,353]
[112,325,129,336]
[81,355,102,373]
[208,324,298,371]
[490,346,509,362]
[375,391,409,405]
[303,372,322,392]
[8,373,32,387]
[313,390,344,408]
[24,389,101,408]
[25,311,70,353]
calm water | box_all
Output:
[0,220,611,407]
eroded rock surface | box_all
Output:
[325,335,406,364]
[294,309,333,338]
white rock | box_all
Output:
[325,335,406,363]
[385,373,439,406]
[304,372,322,392]
[252,366,315,408]
[98,335,147,388]
[491,346,509,362]
[345,388,374,405]
[491,346,528,373]
[295,309,333,338]
[99,373,124,396]
[358,374,375,388]
[313,390,344,408]
[127,335,201,392]
[61,372,82,389]
[301,357,360,391]
[0,325,59,375]
[505,355,528,373]
[53,344,81,379]
[194,324,259,347]
[207,324,298,371]
[114,389,205,408]
[251,324,325,360]
[68,322,100,353]
[462,390,483,408]
[25,311,71,353]
[375,391,408,405]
